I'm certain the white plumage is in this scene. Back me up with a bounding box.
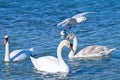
[30,40,74,73]
[67,33,116,58]
[57,12,92,28]
[4,35,33,61]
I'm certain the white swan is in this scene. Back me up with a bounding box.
[4,35,33,62]
[30,39,74,73]
[67,33,116,58]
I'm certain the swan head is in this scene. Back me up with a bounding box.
[61,40,74,52]
[4,35,9,45]
[5,35,8,38]
[66,33,75,40]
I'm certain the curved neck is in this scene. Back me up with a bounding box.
[57,43,67,68]
[68,36,77,58]
[5,42,10,61]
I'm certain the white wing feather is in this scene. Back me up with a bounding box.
[72,12,93,18]
[57,18,71,27]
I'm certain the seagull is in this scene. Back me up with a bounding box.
[57,12,93,29]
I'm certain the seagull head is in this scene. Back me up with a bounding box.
[76,16,87,23]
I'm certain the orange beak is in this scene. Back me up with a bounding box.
[4,39,7,45]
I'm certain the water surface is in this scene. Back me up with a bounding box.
[0,0,120,80]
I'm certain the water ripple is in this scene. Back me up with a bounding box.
[0,0,120,79]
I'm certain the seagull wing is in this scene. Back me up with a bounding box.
[67,18,77,24]
[57,18,71,27]
[72,12,93,19]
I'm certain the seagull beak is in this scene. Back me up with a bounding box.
[69,43,74,53]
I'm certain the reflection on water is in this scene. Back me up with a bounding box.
[69,54,112,61]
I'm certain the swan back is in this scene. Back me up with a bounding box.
[76,46,115,57]
[10,49,33,61]
[79,46,109,54]
[30,56,63,73]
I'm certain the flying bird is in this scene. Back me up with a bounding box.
[57,12,92,29]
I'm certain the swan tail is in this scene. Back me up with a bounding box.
[109,48,116,53]
[29,48,34,52]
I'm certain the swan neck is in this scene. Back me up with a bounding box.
[57,42,69,72]
[57,43,67,67]
[5,42,10,61]
[69,36,78,58]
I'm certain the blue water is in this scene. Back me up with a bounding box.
[0,0,120,79]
